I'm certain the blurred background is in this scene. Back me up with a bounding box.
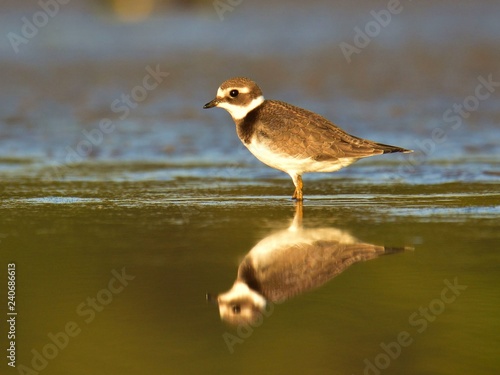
[1,0,499,181]
[0,1,499,375]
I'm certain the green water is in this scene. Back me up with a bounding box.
[1,177,498,375]
[1,1,500,373]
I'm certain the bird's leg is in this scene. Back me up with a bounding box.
[289,200,303,231]
[291,174,304,201]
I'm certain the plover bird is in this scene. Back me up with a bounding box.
[212,203,409,325]
[203,77,412,200]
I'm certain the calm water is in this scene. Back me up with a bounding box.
[1,1,499,374]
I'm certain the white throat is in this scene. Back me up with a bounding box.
[218,95,265,121]
[218,281,266,309]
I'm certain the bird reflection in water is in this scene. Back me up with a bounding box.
[211,202,410,326]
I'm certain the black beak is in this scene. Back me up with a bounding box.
[203,99,218,109]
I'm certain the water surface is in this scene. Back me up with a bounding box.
[1,1,499,374]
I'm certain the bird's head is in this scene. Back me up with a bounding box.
[214,280,266,326]
[203,77,265,121]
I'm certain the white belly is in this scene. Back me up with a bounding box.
[245,138,355,176]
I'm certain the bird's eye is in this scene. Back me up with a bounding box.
[229,89,239,98]
[232,305,241,314]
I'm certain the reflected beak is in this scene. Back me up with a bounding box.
[206,292,218,305]
[203,98,218,109]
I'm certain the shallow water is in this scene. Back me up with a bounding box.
[1,1,500,374]
[1,179,499,375]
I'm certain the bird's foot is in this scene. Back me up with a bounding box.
[292,189,304,201]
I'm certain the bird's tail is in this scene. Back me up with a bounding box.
[376,142,413,154]
[374,141,413,154]
[382,246,415,255]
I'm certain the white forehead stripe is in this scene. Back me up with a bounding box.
[217,95,265,120]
